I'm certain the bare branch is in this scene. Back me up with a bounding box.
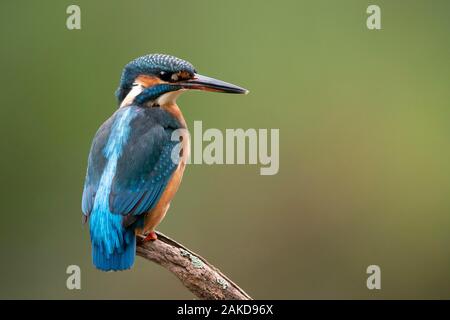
[136,232,252,300]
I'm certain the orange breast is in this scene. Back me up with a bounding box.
[139,123,190,234]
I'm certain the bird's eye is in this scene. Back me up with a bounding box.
[159,71,173,82]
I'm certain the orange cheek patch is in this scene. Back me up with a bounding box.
[135,75,165,87]
[175,71,193,81]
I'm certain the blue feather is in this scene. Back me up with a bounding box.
[92,229,135,271]
[89,107,137,271]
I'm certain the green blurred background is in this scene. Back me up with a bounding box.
[1,0,449,299]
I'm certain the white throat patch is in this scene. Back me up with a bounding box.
[120,84,144,108]
[155,89,186,107]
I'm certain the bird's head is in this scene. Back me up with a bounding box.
[116,54,248,108]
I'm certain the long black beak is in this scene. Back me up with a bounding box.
[179,74,249,94]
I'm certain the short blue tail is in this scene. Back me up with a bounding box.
[92,231,136,271]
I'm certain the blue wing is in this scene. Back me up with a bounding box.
[111,141,179,213]
[82,106,181,226]
[109,121,180,226]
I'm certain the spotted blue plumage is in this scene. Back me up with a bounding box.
[82,105,182,271]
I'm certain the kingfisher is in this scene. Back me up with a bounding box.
[81,54,248,271]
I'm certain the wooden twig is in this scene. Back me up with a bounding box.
[136,232,252,300]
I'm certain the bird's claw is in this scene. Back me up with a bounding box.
[143,231,158,242]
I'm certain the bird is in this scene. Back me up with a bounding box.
[81,54,248,271]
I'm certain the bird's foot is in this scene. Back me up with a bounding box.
[143,231,158,242]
